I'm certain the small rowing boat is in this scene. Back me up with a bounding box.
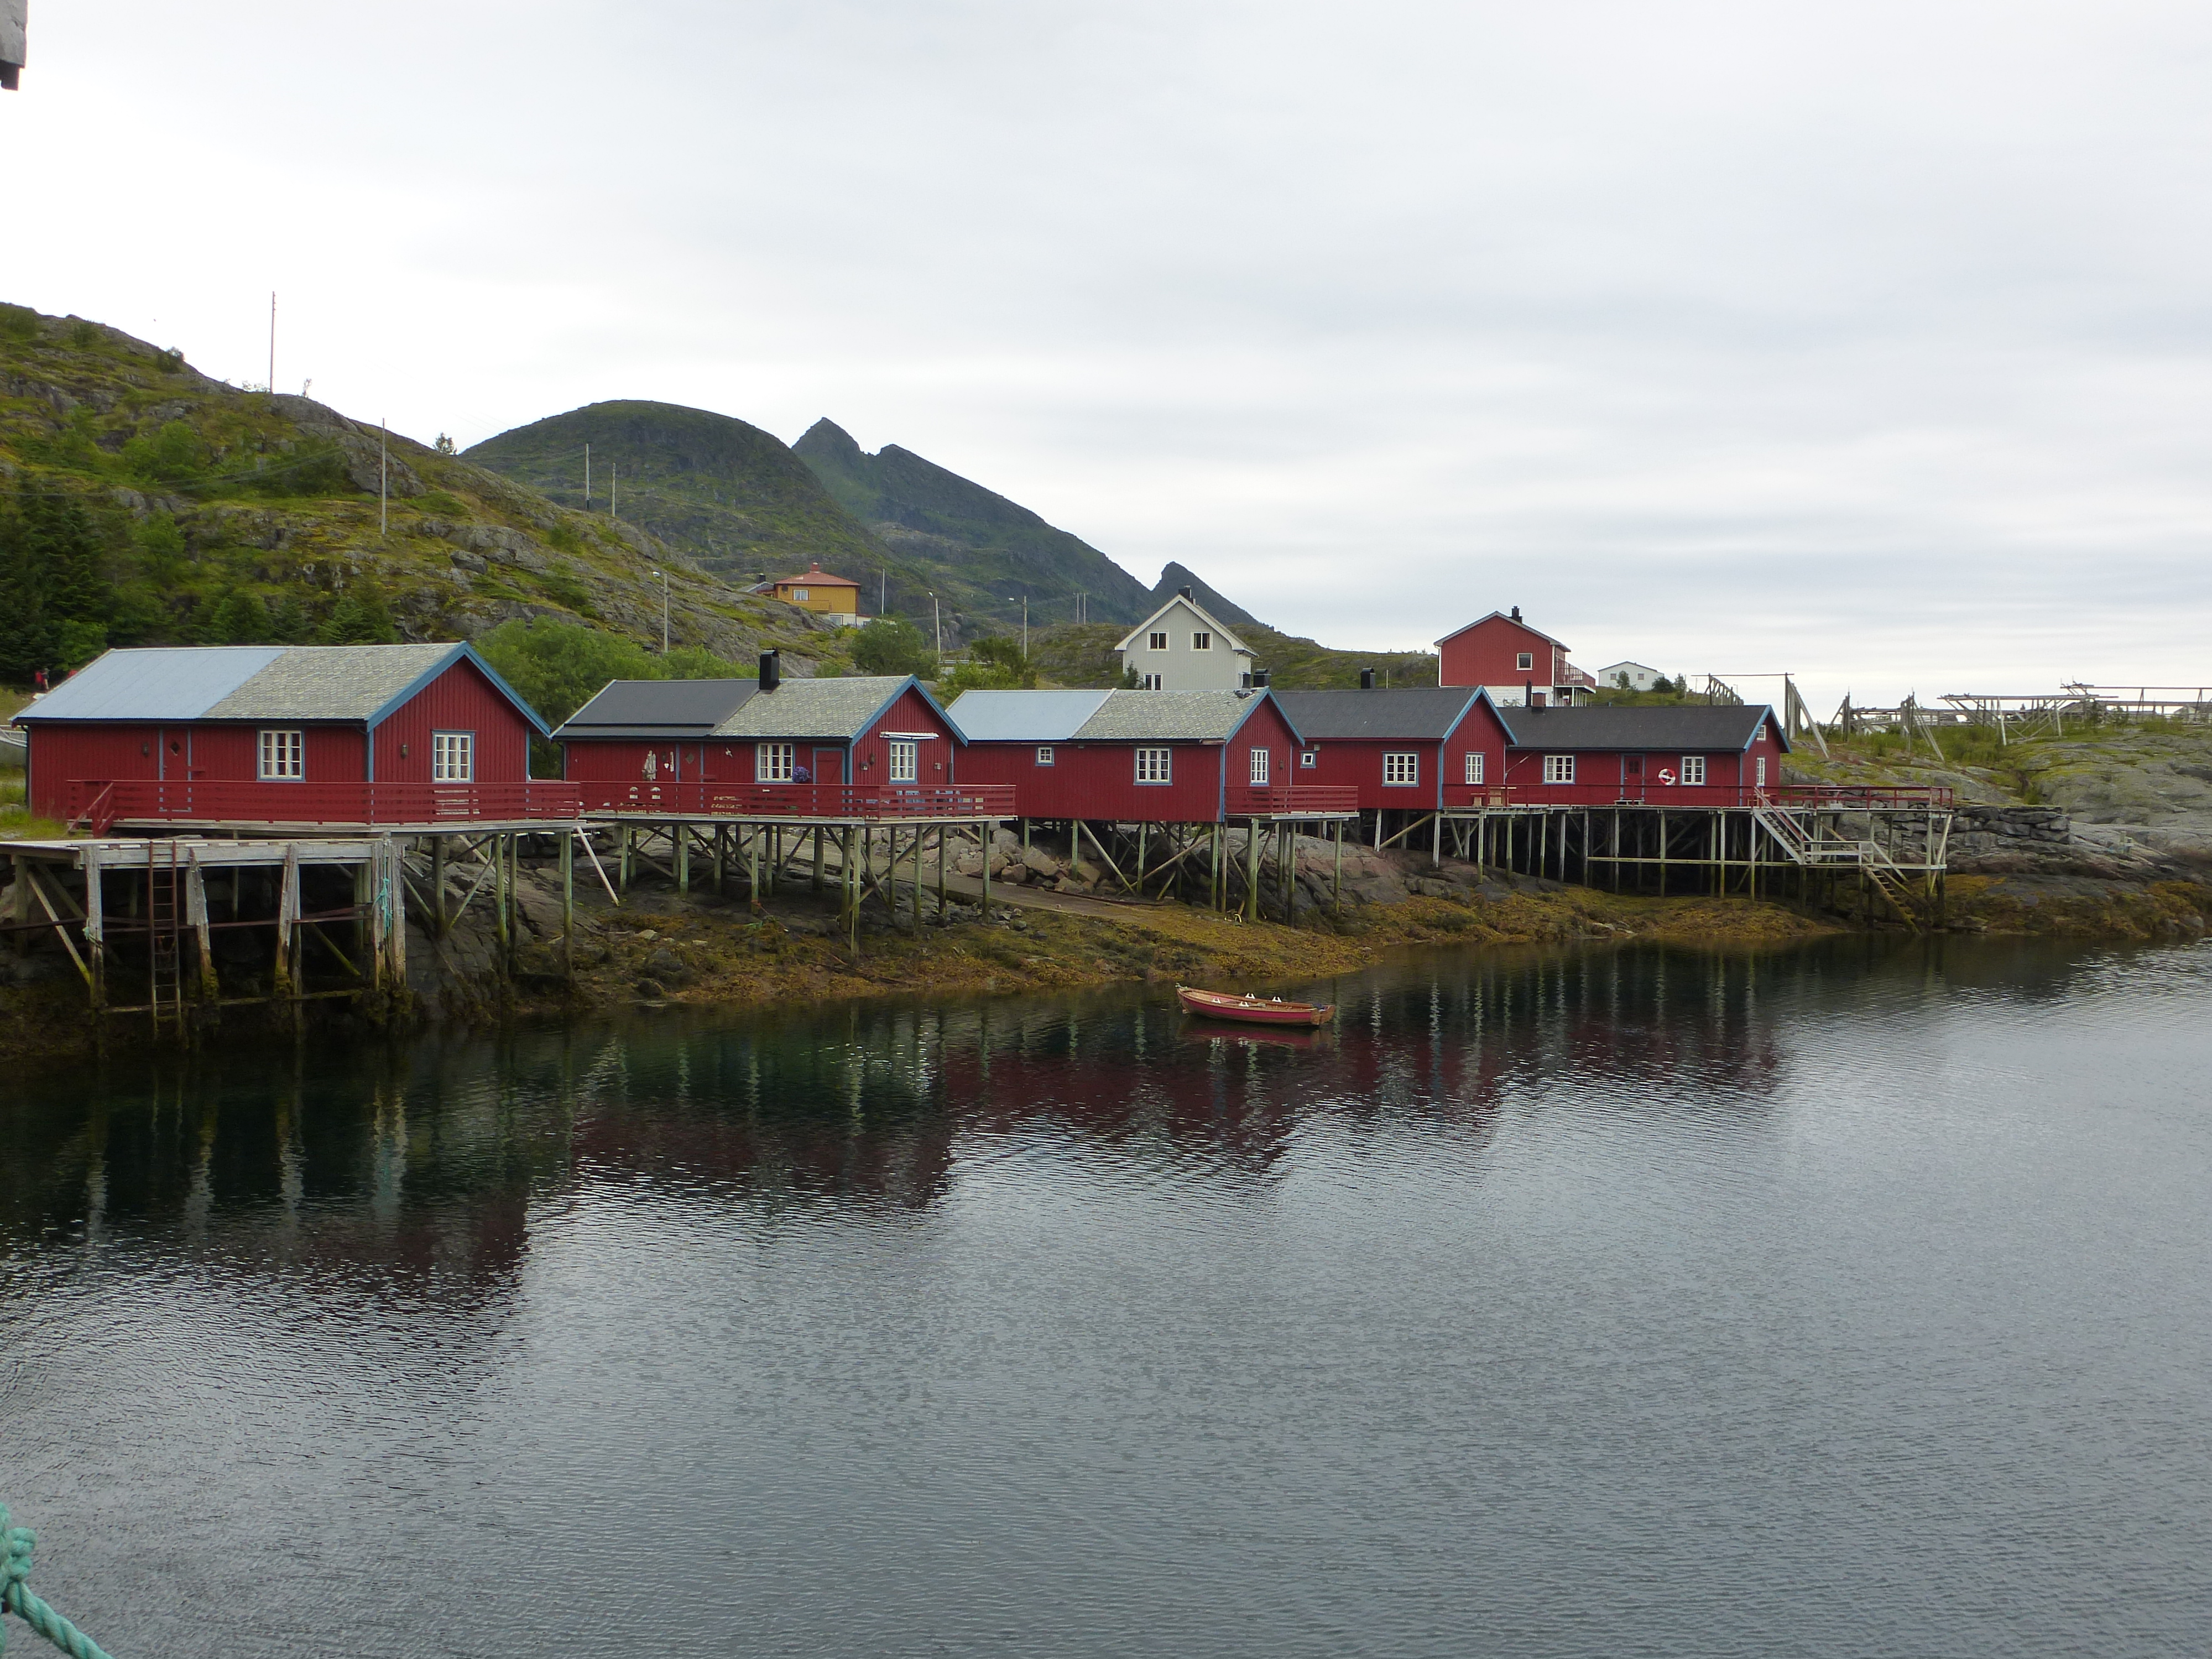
[1176,985,1335,1027]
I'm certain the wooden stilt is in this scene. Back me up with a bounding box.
[561,831,576,980]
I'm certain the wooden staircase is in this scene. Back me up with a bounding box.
[1750,801,1931,929]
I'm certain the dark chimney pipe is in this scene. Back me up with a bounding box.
[1511,604,1522,622]
[760,649,780,693]
[1524,679,1535,708]
[1251,670,1269,688]
[1178,586,1192,600]
[1359,667,1375,690]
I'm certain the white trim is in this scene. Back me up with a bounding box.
[1113,592,1253,658]
[1135,747,1171,784]
[257,727,304,781]
[1383,751,1419,786]
[431,729,474,783]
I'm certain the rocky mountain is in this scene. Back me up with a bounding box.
[792,418,1155,638]
[1145,561,1261,631]
[0,305,847,677]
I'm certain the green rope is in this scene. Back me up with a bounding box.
[0,1508,116,1659]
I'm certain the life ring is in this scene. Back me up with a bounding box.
[1656,767,1676,786]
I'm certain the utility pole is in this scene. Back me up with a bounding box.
[881,570,888,615]
[267,291,276,395]
[1009,594,1027,655]
[585,442,591,507]
[611,463,618,521]
[651,570,669,652]
[378,418,388,538]
[931,593,941,659]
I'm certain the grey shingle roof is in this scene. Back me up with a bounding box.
[205,644,462,721]
[946,690,1112,742]
[1498,703,1783,751]
[556,680,759,740]
[1274,687,1483,741]
[712,676,914,740]
[1070,690,1270,743]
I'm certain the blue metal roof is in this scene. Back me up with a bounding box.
[18,647,285,722]
[947,689,1112,743]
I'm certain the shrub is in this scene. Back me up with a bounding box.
[849,614,937,677]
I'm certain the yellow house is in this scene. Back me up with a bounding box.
[764,562,860,617]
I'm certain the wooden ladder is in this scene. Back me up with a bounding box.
[146,842,185,1035]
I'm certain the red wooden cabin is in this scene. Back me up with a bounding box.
[1272,686,1499,815]
[1434,607,1583,705]
[557,655,980,815]
[948,688,1321,821]
[1447,703,1791,808]
[15,643,559,827]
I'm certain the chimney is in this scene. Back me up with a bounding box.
[1240,671,1252,690]
[1359,667,1375,690]
[759,649,780,692]
[1178,586,1192,600]
[1511,604,1522,622]
[1251,670,1269,688]
[1524,679,1535,708]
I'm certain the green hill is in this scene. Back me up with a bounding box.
[0,304,851,685]
[1032,620,1439,691]
[793,418,1155,638]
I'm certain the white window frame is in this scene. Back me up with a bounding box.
[1464,751,1485,785]
[793,587,810,602]
[1147,632,1168,651]
[431,730,474,783]
[1135,747,1172,785]
[1681,754,1707,786]
[1249,747,1270,785]
[1516,652,1535,671]
[756,742,795,782]
[257,728,304,781]
[1036,745,1055,766]
[1755,755,1767,788]
[1382,751,1419,786]
[1300,750,1317,769]
[1543,753,1575,784]
[887,738,918,784]
[1139,673,1164,691]
[1193,632,1212,651]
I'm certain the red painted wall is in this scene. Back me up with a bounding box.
[848,685,959,789]
[1485,711,1787,805]
[371,657,533,784]
[25,722,366,818]
[1291,735,1443,810]
[560,683,959,791]
[1437,615,1569,690]
[961,696,1298,821]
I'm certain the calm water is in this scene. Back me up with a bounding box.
[2,937,2209,1658]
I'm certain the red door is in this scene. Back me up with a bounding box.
[1621,754,1645,801]
[811,747,845,786]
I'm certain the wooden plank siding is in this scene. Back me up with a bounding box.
[961,696,1302,822]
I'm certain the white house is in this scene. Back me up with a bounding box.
[1116,589,1256,691]
[1595,661,1667,693]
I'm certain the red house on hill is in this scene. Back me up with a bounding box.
[948,688,1316,821]
[15,643,557,827]
[1435,608,1585,706]
[556,655,971,813]
[1271,686,1498,815]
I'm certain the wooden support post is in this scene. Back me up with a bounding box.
[1136,822,1147,896]
[187,853,218,1014]
[273,843,298,1013]
[749,828,761,907]
[844,826,860,944]
[561,831,576,981]
[935,826,947,922]
[979,823,992,914]
[1432,810,1443,868]
[9,852,27,957]
[382,837,407,988]
[82,843,107,1013]
[813,825,826,895]
[493,831,511,963]
[1245,823,1260,923]
[619,825,632,891]
[1334,818,1343,917]
[431,834,449,938]
[676,823,691,896]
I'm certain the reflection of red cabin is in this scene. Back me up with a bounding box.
[1434,608,1578,704]
[15,643,548,822]
[1466,703,1790,807]
[557,665,959,795]
[1272,687,1496,811]
[949,689,1304,821]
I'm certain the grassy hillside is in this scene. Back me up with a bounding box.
[462,400,902,592]
[794,418,1155,638]
[0,305,853,684]
[1032,620,1439,690]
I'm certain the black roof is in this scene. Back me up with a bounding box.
[1497,703,1785,752]
[555,679,758,740]
[1273,687,1484,741]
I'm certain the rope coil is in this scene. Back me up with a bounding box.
[0,1507,117,1659]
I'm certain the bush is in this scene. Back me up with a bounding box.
[849,614,937,678]
[937,635,1039,695]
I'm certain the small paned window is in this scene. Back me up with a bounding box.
[1756,755,1767,788]
[1543,754,1575,784]
[1383,752,1419,786]
[431,731,474,782]
[1140,673,1164,691]
[1135,747,1171,784]
[1036,745,1055,766]
[888,739,918,783]
[1147,632,1168,651]
[1300,751,1317,768]
[1249,748,1270,785]
[1464,751,1485,784]
[1193,632,1212,651]
[757,742,795,782]
[794,588,810,602]
[1516,652,1534,671]
[258,729,304,781]
[1681,755,1707,786]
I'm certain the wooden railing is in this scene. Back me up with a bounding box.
[1224,784,1361,816]
[69,779,586,826]
[1437,782,1955,810]
[574,781,1018,819]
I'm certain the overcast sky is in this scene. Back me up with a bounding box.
[6,2,2211,705]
